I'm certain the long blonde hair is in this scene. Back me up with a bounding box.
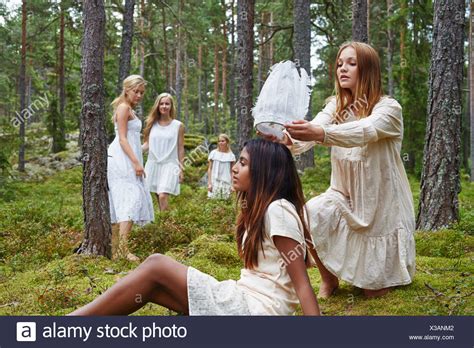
[111,75,146,116]
[143,93,176,142]
[334,42,382,121]
[217,133,231,153]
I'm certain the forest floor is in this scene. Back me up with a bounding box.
[0,133,473,316]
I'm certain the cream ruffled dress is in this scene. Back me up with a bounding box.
[290,96,416,290]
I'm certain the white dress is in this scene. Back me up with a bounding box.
[207,149,236,199]
[187,199,309,315]
[290,96,416,290]
[145,119,182,195]
[107,117,154,226]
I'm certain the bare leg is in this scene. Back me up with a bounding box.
[312,250,339,298]
[117,221,139,262]
[363,287,392,298]
[158,193,169,211]
[70,254,189,315]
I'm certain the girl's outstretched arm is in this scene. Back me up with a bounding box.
[273,236,320,316]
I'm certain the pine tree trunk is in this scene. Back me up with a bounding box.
[417,0,465,231]
[18,0,27,172]
[236,0,254,150]
[184,46,189,129]
[175,0,183,120]
[352,0,368,43]
[137,0,145,117]
[214,44,219,133]
[56,2,66,153]
[78,0,111,257]
[386,0,394,96]
[229,0,236,123]
[470,0,474,182]
[117,0,135,93]
[293,0,314,170]
[198,44,202,124]
[222,9,228,128]
[162,4,169,91]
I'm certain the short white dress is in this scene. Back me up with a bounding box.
[187,199,309,315]
[207,149,236,199]
[107,116,154,226]
[290,96,416,290]
[145,119,182,195]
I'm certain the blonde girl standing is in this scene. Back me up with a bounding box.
[143,93,185,211]
[107,75,154,262]
[207,134,236,199]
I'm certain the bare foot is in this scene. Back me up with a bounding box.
[126,253,140,262]
[318,279,339,299]
[363,287,391,298]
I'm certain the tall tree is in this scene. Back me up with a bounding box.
[417,0,465,230]
[352,0,368,43]
[18,0,27,172]
[386,0,394,96]
[293,0,313,170]
[470,0,474,182]
[78,0,111,257]
[236,0,254,149]
[52,1,66,153]
[117,0,135,93]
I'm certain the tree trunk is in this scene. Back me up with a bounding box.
[386,0,394,96]
[137,0,145,117]
[214,43,219,133]
[258,12,273,91]
[162,4,169,91]
[184,45,189,129]
[236,0,255,150]
[18,0,27,172]
[222,7,228,128]
[416,0,465,231]
[198,44,202,124]
[470,0,474,181]
[175,0,183,120]
[229,0,236,134]
[293,0,314,170]
[117,0,135,93]
[54,1,66,153]
[352,0,368,43]
[78,0,111,257]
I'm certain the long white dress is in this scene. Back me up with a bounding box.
[207,149,236,199]
[145,119,182,195]
[290,96,416,290]
[107,117,154,226]
[187,199,308,315]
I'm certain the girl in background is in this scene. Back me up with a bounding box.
[107,75,154,262]
[143,93,185,211]
[207,133,236,199]
[71,139,320,316]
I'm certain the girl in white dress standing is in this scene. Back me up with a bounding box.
[283,42,416,298]
[143,93,185,211]
[108,75,154,262]
[207,133,236,199]
[71,139,320,316]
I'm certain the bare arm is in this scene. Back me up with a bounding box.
[178,124,185,183]
[142,141,149,152]
[273,236,320,316]
[116,105,144,177]
[207,160,213,192]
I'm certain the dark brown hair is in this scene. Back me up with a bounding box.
[235,139,312,269]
